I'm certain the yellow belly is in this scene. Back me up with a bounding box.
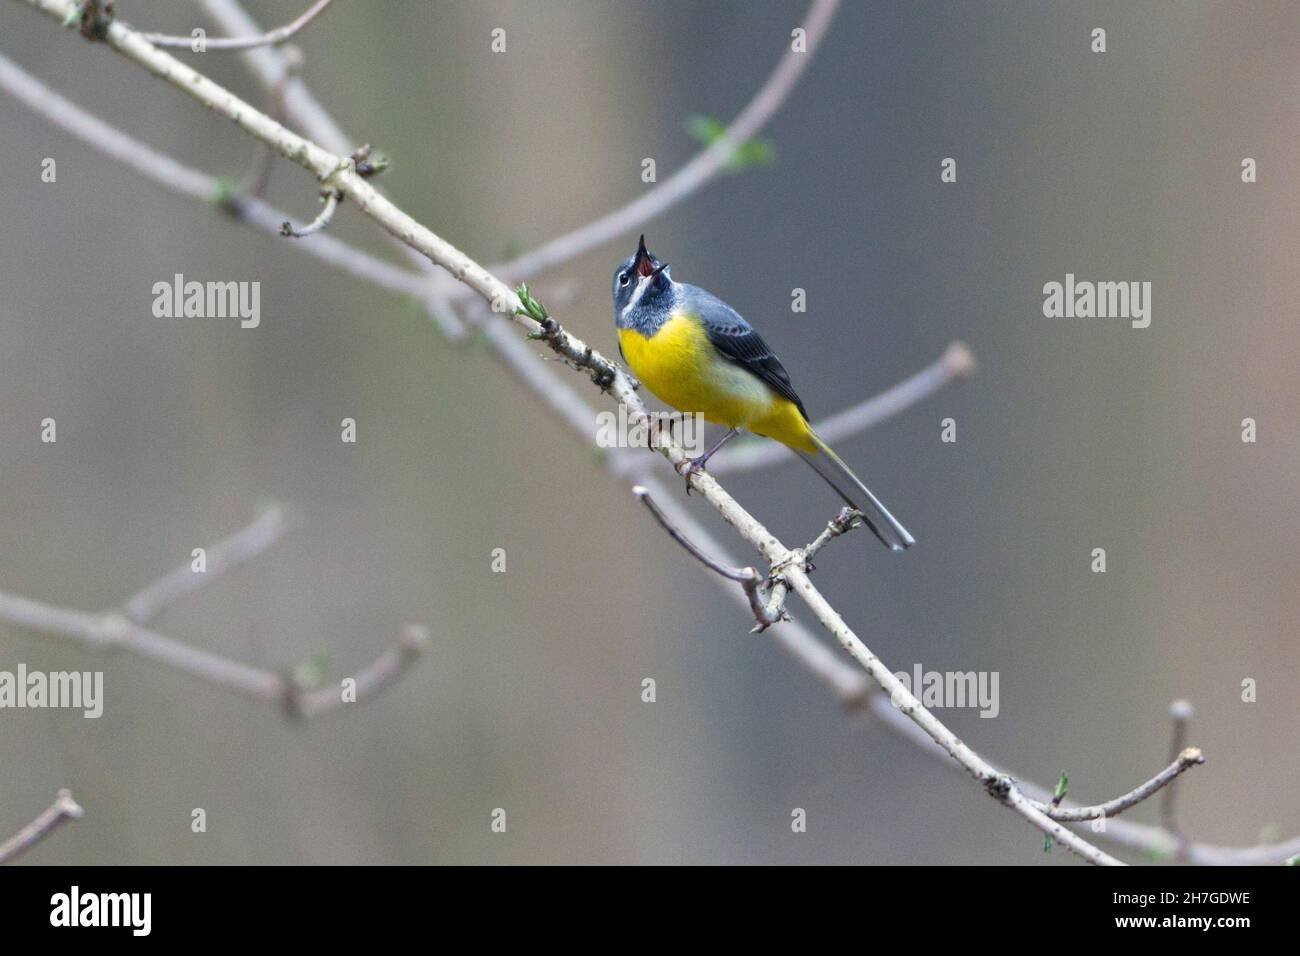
[618,314,815,452]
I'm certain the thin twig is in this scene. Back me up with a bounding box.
[633,485,783,631]
[281,190,339,237]
[0,789,84,864]
[633,486,757,584]
[123,504,287,624]
[192,0,466,339]
[483,0,843,288]
[144,0,331,50]
[0,52,432,300]
[710,342,976,474]
[293,625,430,717]
[802,506,862,568]
[1033,749,1206,823]
[0,510,428,715]
[634,471,868,693]
[1162,700,1193,834]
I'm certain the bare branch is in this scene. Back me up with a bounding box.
[293,625,430,717]
[0,789,83,864]
[0,590,427,715]
[1162,699,1193,836]
[123,505,287,624]
[193,0,465,339]
[144,0,332,51]
[0,52,432,301]
[633,472,867,696]
[802,507,862,568]
[485,0,843,287]
[0,48,210,195]
[468,301,609,436]
[865,690,1300,865]
[710,342,976,474]
[0,510,427,716]
[633,485,784,631]
[778,556,1123,864]
[634,485,756,584]
[1032,748,1206,823]
[998,785,1122,866]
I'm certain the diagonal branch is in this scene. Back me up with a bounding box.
[0,789,84,864]
[123,505,286,624]
[193,0,465,339]
[143,0,332,51]
[860,687,1296,865]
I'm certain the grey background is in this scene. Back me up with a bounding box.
[0,0,1296,863]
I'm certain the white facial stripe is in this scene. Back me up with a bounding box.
[621,274,653,321]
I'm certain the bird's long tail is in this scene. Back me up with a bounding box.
[795,432,915,551]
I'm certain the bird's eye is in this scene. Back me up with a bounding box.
[618,271,630,286]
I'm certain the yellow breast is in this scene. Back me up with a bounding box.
[618,312,814,451]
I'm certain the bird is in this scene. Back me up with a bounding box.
[612,235,914,551]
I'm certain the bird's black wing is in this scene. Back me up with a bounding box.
[695,291,808,420]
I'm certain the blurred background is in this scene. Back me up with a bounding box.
[1,0,1296,864]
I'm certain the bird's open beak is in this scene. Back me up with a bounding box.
[634,234,657,278]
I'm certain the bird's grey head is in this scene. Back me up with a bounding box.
[613,235,673,327]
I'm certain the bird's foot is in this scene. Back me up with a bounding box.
[673,427,739,495]
[676,455,709,495]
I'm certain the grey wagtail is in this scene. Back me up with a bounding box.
[612,235,914,551]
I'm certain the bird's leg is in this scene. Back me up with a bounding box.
[648,416,669,453]
[677,427,739,494]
